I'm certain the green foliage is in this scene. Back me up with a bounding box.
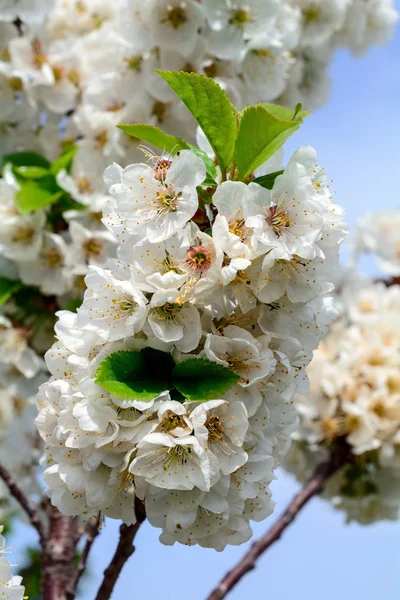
[157,70,237,177]
[65,298,82,313]
[187,144,218,180]
[95,349,175,402]
[251,102,309,123]
[235,105,300,179]
[118,123,190,154]
[13,166,50,180]
[2,147,81,215]
[118,123,217,181]
[0,277,22,306]
[252,170,284,190]
[15,184,64,214]
[172,358,240,402]
[2,151,51,169]
[50,146,77,175]
[95,350,239,403]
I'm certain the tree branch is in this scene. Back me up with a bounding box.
[95,499,146,600]
[41,506,81,600]
[206,441,351,600]
[66,513,102,600]
[0,462,45,543]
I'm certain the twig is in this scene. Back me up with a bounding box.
[41,506,80,600]
[66,513,102,599]
[206,441,351,600]
[95,499,146,600]
[0,462,45,543]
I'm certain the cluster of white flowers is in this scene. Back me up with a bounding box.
[0,312,46,523]
[353,210,400,277]
[0,526,25,600]
[0,0,397,166]
[0,175,116,299]
[36,143,347,549]
[288,276,400,523]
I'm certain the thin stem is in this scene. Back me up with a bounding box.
[66,514,101,600]
[95,499,146,600]
[0,462,45,543]
[206,441,350,600]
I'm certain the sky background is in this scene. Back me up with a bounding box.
[10,8,400,600]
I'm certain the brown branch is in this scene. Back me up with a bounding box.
[0,462,46,543]
[66,513,102,600]
[41,506,81,600]
[95,499,146,600]
[206,441,351,600]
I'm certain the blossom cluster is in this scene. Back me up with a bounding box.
[36,142,347,549]
[288,275,400,523]
[0,0,397,168]
[0,526,25,600]
[353,210,400,277]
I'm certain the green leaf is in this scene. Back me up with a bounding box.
[157,70,237,176]
[235,106,300,180]
[15,184,64,213]
[187,144,217,180]
[118,123,190,154]
[13,166,50,180]
[0,277,22,306]
[201,177,218,187]
[250,102,310,123]
[65,298,82,313]
[252,170,284,190]
[2,151,51,169]
[51,146,77,175]
[118,123,218,180]
[172,358,240,402]
[95,349,175,403]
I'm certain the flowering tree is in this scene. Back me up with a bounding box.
[206,216,400,599]
[0,1,398,598]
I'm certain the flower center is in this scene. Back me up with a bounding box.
[303,7,320,22]
[228,218,251,242]
[95,130,108,149]
[52,65,65,83]
[161,250,183,275]
[42,248,63,268]
[163,5,188,29]
[155,189,179,213]
[231,8,251,27]
[156,412,189,434]
[12,226,35,245]
[266,205,291,237]
[125,55,143,72]
[163,445,191,470]
[83,238,102,257]
[77,177,93,194]
[32,39,47,69]
[206,415,225,444]
[0,49,10,62]
[107,100,126,112]
[152,101,168,124]
[112,297,137,315]
[152,301,182,322]
[9,76,23,91]
[185,244,214,274]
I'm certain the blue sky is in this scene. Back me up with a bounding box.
[11,11,400,600]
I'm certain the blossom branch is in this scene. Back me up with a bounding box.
[95,500,146,600]
[0,462,45,543]
[66,513,102,600]
[206,441,351,600]
[41,506,81,600]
